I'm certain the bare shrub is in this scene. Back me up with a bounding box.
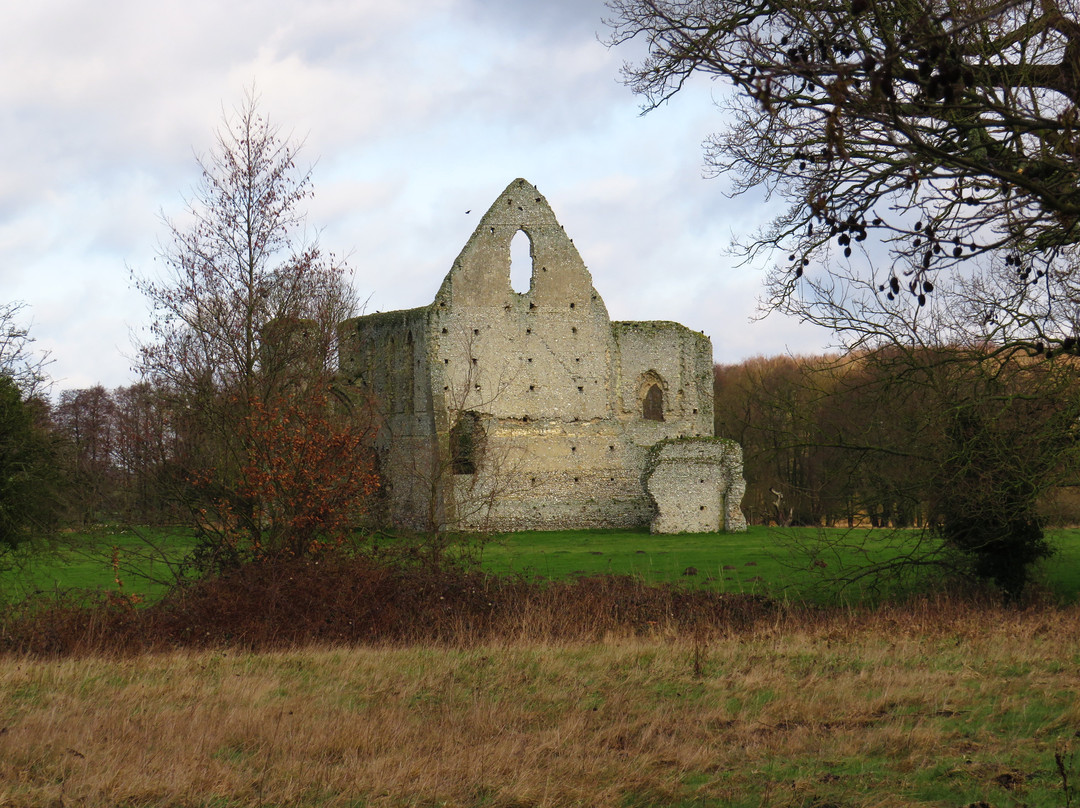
[0,554,777,655]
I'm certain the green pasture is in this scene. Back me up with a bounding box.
[0,527,198,603]
[3,525,1079,604]
[477,526,1080,603]
[475,527,800,595]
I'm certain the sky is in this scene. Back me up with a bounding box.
[2,0,834,393]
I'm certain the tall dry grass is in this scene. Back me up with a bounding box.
[2,592,1079,807]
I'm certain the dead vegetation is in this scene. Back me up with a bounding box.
[0,553,777,655]
[1,557,1078,806]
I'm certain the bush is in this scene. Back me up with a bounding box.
[0,552,776,655]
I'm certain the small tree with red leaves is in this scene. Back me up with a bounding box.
[134,91,377,565]
[210,388,379,562]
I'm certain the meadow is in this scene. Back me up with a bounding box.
[2,527,1079,807]
[480,526,1080,603]
[5,525,1080,605]
[1,597,1079,807]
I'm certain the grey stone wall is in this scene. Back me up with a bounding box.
[643,439,748,533]
[339,307,441,530]
[337,178,746,533]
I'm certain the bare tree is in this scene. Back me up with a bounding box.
[0,302,49,397]
[606,0,1080,351]
[133,92,374,563]
[111,382,183,524]
[715,353,930,528]
[53,386,120,524]
[608,0,1080,597]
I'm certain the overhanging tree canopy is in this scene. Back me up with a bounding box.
[607,0,1080,350]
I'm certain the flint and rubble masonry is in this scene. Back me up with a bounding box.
[338,178,746,533]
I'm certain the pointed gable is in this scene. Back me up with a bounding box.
[434,178,608,314]
[336,177,743,534]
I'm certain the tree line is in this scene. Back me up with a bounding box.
[717,349,1080,529]
[607,0,1080,358]
[716,347,1080,595]
[37,383,183,527]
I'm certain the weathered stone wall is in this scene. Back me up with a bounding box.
[338,307,441,530]
[337,178,747,533]
[428,179,615,425]
[449,416,655,531]
[612,320,714,436]
[644,439,748,533]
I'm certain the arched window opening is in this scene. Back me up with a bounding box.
[510,229,533,294]
[450,411,483,475]
[643,384,664,421]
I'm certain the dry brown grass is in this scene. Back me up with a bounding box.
[2,596,1079,807]
[0,555,777,655]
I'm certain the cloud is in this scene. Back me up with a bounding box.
[0,0,829,392]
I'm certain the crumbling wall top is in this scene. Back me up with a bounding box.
[434,178,608,314]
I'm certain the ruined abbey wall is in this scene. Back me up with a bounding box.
[338,179,745,533]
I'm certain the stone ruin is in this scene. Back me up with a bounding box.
[337,178,747,533]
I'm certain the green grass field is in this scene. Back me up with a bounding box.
[0,527,198,603]
[475,525,1080,603]
[4,524,1079,604]
[475,526,808,596]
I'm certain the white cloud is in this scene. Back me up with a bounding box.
[0,0,829,392]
